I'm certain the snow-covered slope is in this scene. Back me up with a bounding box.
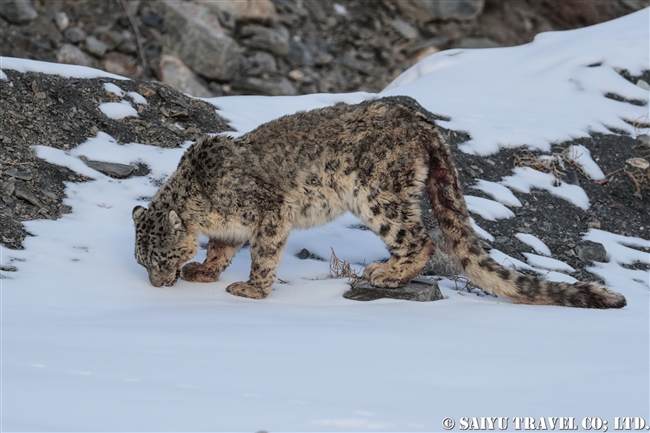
[1,9,649,432]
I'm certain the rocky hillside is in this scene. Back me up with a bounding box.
[2,0,648,97]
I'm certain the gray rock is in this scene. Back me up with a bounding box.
[296,248,311,260]
[422,228,459,277]
[563,169,579,185]
[575,240,607,263]
[14,182,45,209]
[637,134,650,148]
[157,54,213,98]
[286,40,314,67]
[4,168,32,181]
[245,51,277,76]
[41,189,58,200]
[103,52,144,79]
[234,76,297,96]
[405,37,450,55]
[196,0,278,24]
[0,180,16,197]
[84,36,108,57]
[64,26,87,44]
[390,18,419,40]
[239,24,290,56]
[97,30,126,51]
[304,0,326,23]
[54,11,69,31]
[338,57,371,75]
[162,0,242,81]
[117,39,138,55]
[57,43,95,67]
[343,278,444,302]
[84,160,136,179]
[636,79,650,91]
[0,0,37,24]
[456,37,502,49]
[390,0,484,22]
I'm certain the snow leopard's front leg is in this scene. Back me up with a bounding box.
[226,213,290,299]
[181,238,243,283]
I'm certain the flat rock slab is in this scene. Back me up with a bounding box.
[343,278,444,302]
[85,160,136,179]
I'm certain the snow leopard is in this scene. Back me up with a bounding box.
[132,97,626,308]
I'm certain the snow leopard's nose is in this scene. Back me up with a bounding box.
[148,272,165,287]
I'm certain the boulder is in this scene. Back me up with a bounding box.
[196,0,278,25]
[103,52,144,79]
[233,76,297,96]
[0,0,37,24]
[56,43,95,68]
[239,23,290,56]
[157,54,213,98]
[390,0,484,22]
[575,241,607,263]
[161,1,241,81]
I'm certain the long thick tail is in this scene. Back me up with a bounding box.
[424,129,626,309]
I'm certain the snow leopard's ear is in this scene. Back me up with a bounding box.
[168,210,183,232]
[132,206,146,222]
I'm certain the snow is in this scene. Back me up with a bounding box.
[102,82,147,105]
[98,100,138,119]
[522,252,576,272]
[127,90,147,105]
[382,8,649,155]
[515,233,552,256]
[465,195,515,220]
[567,144,606,180]
[0,55,127,80]
[582,229,650,292]
[501,166,591,210]
[471,179,522,207]
[470,217,494,242]
[1,9,649,431]
[489,249,578,284]
[103,82,124,98]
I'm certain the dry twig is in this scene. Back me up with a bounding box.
[329,248,363,287]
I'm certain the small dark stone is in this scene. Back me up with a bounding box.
[343,278,444,302]
[296,248,311,260]
[575,240,607,263]
[84,36,108,57]
[637,134,650,148]
[141,13,164,30]
[0,180,16,196]
[286,41,315,67]
[64,26,87,44]
[563,169,579,185]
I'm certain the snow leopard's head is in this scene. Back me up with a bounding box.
[132,205,197,287]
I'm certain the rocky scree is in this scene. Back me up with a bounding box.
[0,69,231,251]
[1,0,647,98]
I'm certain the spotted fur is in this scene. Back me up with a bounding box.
[133,97,626,308]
